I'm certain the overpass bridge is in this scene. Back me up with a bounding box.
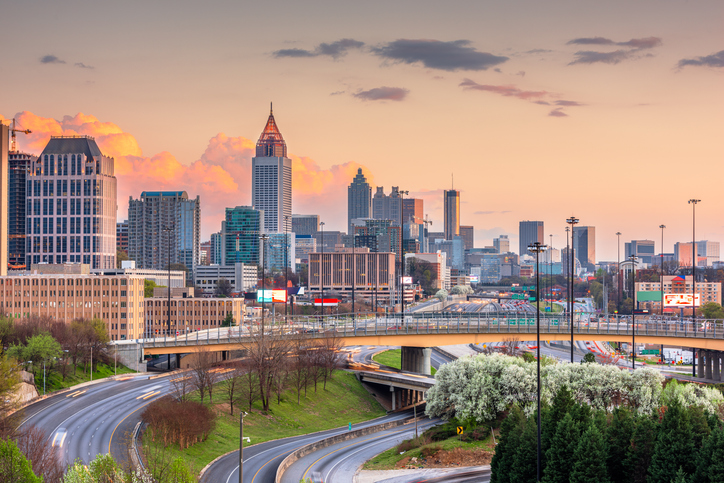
[139,312,724,376]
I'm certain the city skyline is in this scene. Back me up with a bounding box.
[1,0,723,260]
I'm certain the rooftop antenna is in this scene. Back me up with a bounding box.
[270,102,273,114]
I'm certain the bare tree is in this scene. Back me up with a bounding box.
[501,336,522,357]
[223,362,245,416]
[170,373,193,402]
[190,348,219,404]
[289,335,311,404]
[15,425,64,483]
[238,358,260,411]
[319,335,343,390]
[247,327,292,411]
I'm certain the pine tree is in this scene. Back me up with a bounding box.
[623,415,658,483]
[541,413,578,483]
[671,466,688,483]
[691,426,724,483]
[606,406,635,483]
[648,402,696,483]
[569,424,611,483]
[542,385,573,463]
[510,414,538,483]
[491,405,525,483]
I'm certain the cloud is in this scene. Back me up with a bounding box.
[555,100,584,106]
[353,86,409,101]
[569,50,631,65]
[566,36,662,65]
[372,39,508,71]
[74,62,94,69]
[525,49,554,54]
[40,55,65,64]
[548,108,568,117]
[459,79,548,100]
[9,111,373,236]
[273,38,364,59]
[677,50,724,69]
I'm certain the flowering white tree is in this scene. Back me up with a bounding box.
[425,354,721,423]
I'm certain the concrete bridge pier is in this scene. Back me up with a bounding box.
[390,386,396,411]
[698,351,704,378]
[400,347,432,375]
[705,350,713,380]
[112,342,147,372]
[713,352,721,381]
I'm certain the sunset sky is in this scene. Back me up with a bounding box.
[1,0,722,261]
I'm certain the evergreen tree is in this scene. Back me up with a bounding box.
[491,405,525,483]
[606,407,635,483]
[688,405,712,450]
[569,402,592,428]
[623,415,658,483]
[569,424,611,483]
[648,402,696,483]
[541,413,578,483]
[0,439,42,483]
[542,385,573,456]
[511,414,538,483]
[671,466,688,483]
[691,426,724,483]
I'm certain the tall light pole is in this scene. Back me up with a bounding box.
[319,221,325,317]
[238,411,248,483]
[259,234,269,333]
[659,225,666,316]
[630,255,638,369]
[163,224,173,370]
[352,234,356,323]
[528,242,547,483]
[284,215,290,325]
[549,234,553,312]
[616,232,622,308]
[566,216,579,363]
[689,199,700,377]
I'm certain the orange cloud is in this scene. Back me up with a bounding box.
[5,111,371,237]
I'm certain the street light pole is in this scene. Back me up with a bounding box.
[284,215,290,325]
[319,221,325,318]
[260,234,269,334]
[163,224,173,370]
[659,225,666,317]
[566,216,579,363]
[528,242,547,483]
[399,190,409,323]
[630,257,636,367]
[352,234,356,324]
[689,199,700,377]
[616,232,622,308]
[238,411,248,483]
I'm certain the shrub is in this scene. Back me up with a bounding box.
[141,396,215,449]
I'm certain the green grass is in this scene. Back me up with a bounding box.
[372,349,438,376]
[534,302,564,313]
[363,430,495,470]
[143,371,386,477]
[40,362,136,394]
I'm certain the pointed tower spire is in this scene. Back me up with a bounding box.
[256,104,287,157]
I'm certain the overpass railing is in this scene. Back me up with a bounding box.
[142,311,724,349]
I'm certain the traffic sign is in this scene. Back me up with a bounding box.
[457,426,464,435]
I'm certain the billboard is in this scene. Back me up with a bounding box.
[257,290,287,303]
[470,275,480,283]
[401,276,413,284]
[314,298,339,307]
[664,293,701,307]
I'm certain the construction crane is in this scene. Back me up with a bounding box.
[9,118,31,152]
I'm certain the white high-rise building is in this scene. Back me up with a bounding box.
[252,105,292,234]
[26,136,117,269]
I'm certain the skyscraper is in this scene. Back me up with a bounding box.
[26,136,117,269]
[625,240,655,266]
[459,225,474,250]
[221,206,263,266]
[402,198,423,225]
[347,168,372,235]
[372,186,402,225]
[493,235,510,254]
[443,190,460,240]
[291,214,318,237]
[127,191,200,271]
[573,226,596,272]
[519,221,543,257]
[252,105,292,233]
[8,151,35,269]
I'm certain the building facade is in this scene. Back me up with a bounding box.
[493,235,510,254]
[573,226,596,272]
[252,106,292,233]
[459,225,474,250]
[193,263,258,294]
[26,136,117,269]
[116,220,128,253]
[519,221,543,257]
[308,248,396,303]
[144,294,244,337]
[402,198,424,225]
[372,186,402,226]
[127,191,200,272]
[674,241,720,267]
[265,232,295,273]
[636,275,721,311]
[443,190,460,240]
[8,152,35,269]
[625,240,655,266]
[292,214,319,237]
[221,206,263,266]
[347,168,372,235]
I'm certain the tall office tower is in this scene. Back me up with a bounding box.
[347,168,372,235]
[0,125,8,276]
[353,219,402,261]
[26,136,117,269]
[675,241,720,267]
[573,226,596,272]
[8,151,35,269]
[116,220,128,253]
[266,232,295,272]
[493,235,510,254]
[402,198,423,225]
[518,221,544,256]
[200,240,211,265]
[221,206,263,266]
[291,214,318,237]
[210,232,223,265]
[252,105,292,233]
[128,191,200,271]
[372,186,402,225]
[443,190,460,240]
[625,240,655,266]
[459,225,474,250]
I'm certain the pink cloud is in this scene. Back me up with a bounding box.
[6,111,372,237]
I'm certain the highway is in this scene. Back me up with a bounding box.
[18,373,172,468]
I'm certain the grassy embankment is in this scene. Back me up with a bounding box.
[143,371,386,477]
[42,362,136,393]
[372,349,438,376]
